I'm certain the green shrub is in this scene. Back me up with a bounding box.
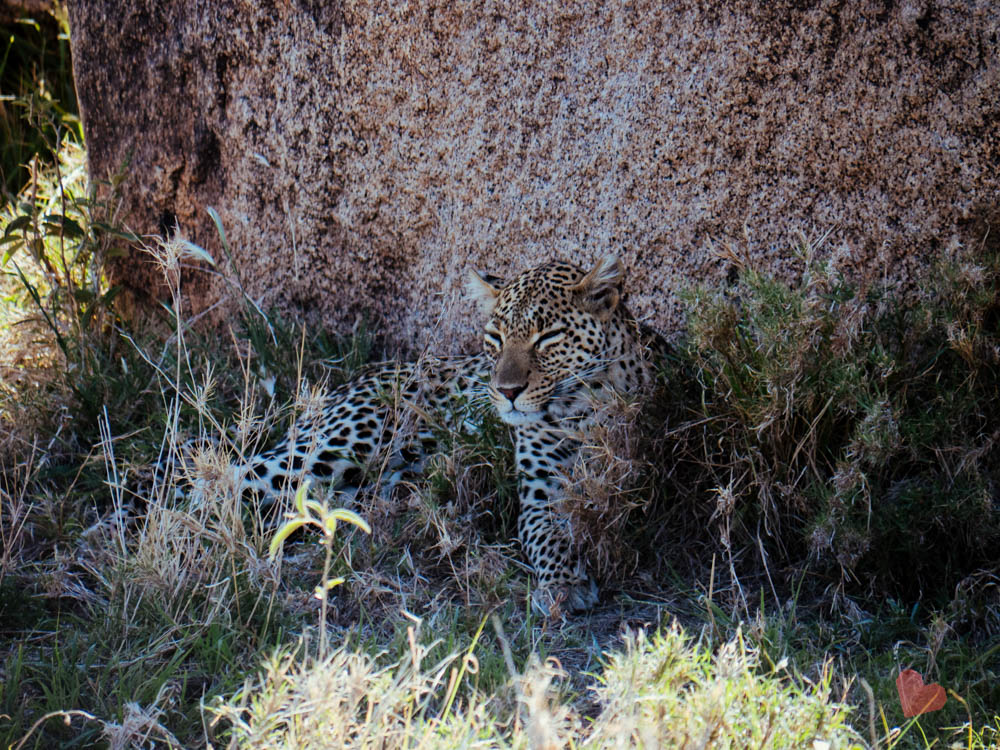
[0,9,77,196]
[678,240,1000,613]
[212,621,861,749]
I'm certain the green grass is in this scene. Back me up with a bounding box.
[3,12,1000,748]
[210,621,863,749]
[6,206,998,748]
[676,240,1000,609]
[1,9,77,197]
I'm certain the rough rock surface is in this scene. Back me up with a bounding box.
[68,0,999,351]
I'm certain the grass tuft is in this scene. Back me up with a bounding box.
[3,25,1000,745]
[672,238,1000,612]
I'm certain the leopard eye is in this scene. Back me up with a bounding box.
[533,328,566,351]
[483,328,503,352]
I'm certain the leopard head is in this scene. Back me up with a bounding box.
[467,256,624,425]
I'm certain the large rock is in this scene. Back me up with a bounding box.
[68,0,999,350]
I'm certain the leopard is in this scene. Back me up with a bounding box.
[235,255,663,614]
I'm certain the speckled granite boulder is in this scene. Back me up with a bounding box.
[68,0,1000,348]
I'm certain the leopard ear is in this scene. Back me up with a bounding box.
[466,269,503,316]
[571,255,623,320]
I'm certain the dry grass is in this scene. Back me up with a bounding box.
[210,620,862,750]
[559,391,652,584]
[0,451,36,590]
[671,236,1000,611]
[5,19,1000,747]
[211,631,489,749]
[3,150,999,747]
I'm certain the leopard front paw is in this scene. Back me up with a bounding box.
[531,573,599,617]
[565,575,599,612]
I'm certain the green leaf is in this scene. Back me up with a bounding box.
[268,519,308,560]
[93,222,140,243]
[303,499,325,517]
[206,206,231,258]
[101,285,123,305]
[42,214,84,239]
[3,215,32,239]
[81,302,96,331]
[294,480,313,515]
[313,579,345,599]
[2,239,24,266]
[328,508,372,534]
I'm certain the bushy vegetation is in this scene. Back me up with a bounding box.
[2,9,999,750]
[214,622,861,749]
[677,241,1000,619]
[1,8,77,196]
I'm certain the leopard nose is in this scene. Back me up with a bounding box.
[498,385,526,404]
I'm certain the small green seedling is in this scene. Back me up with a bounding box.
[268,480,371,653]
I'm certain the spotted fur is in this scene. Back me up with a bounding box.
[240,356,490,498]
[239,256,662,614]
